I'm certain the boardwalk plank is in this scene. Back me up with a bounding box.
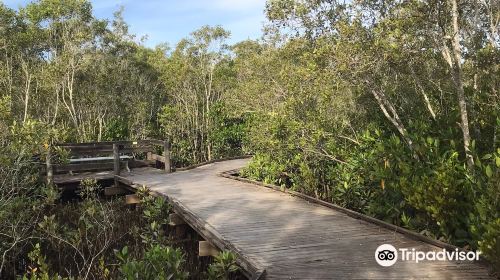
[119,159,492,280]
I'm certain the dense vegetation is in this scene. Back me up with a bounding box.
[0,0,498,277]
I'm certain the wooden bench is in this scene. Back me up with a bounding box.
[45,140,171,185]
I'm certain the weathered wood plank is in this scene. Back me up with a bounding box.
[149,153,166,163]
[52,171,114,184]
[53,161,128,173]
[125,194,140,205]
[113,144,120,187]
[63,146,154,156]
[112,160,492,280]
[164,140,171,173]
[56,140,134,147]
[104,186,130,196]
[199,241,220,257]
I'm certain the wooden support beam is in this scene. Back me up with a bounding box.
[164,140,171,173]
[104,186,129,196]
[149,153,166,162]
[168,213,186,226]
[172,224,187,238]
[125,194,140,205]
[113,144,120,187]
[113,144,120,175]
[199,241,220,257]
[46,147,53,185]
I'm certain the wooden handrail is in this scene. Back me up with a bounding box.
[113,144,120,176]
[55,139,167,147]
[56,140,133,147]
[45,139,172,185]
[52,139,169,157]
[113,144,120,187]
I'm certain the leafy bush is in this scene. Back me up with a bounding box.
[208,102,247,159]
[0,120,63,277]
[36,181,141,278]
[470,149,500,268]
[21,243,70,280]
[243,125,500,268]
[102,118,130,141]
[136,187,171,245]
[207,251,239,280]
[115,245,188,280]
[112,189,189,280]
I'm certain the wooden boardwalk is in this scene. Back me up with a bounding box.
[115,158,492,279]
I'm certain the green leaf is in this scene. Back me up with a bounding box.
[496,156,500,168]
[485,165,493,178]
[482,154,492,160]
[122,246,128,256]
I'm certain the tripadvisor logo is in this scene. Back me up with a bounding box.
[375,244,481,267]
[375,244,398,266]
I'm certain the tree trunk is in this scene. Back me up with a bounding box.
[411,67,436,120]
[21,59,32,123]
[370,87,417,156]
[22,74,31,123]
[450,0,474,168]
[206,67,213,161]
[481,0,499,48]
[52,87,60,125]
[98,116,103,142]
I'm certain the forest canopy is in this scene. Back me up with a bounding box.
[0,0,499,277]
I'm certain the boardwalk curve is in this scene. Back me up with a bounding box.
[117,158,492,280]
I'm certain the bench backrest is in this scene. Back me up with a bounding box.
[45,139,171,184]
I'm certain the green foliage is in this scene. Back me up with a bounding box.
[35,194,139,278]
[156,25,241,165]
[113,187,192,280]
[78,178,99,199]
[137,186,171,245]
[206,251,239,280]
[115,245,188,280]
[365,132,477,243]
[102,118,129,141]
[238,0,499,271]
[21,243,71,280]
[1,0,499,275]
[208,102,247,158]
[0,95,11,123]
[0,119,64,277]
[470,149,500,268]
[243,125,500,264]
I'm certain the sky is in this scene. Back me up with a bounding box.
[2,0,268,48]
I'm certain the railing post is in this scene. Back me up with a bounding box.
[113,143,120,186]
[164,140,171,173]
[46,146,53,185]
